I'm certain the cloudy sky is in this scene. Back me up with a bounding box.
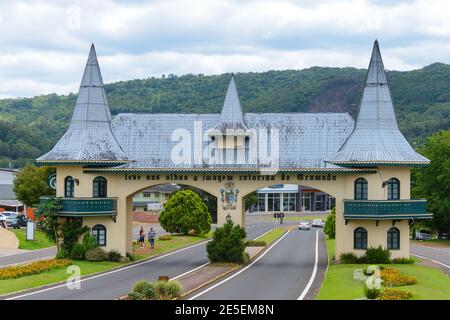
[2,0,450,98]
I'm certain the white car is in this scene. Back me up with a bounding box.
[415,229,432,241]
[312,219,325,228]
[298,221,311,230]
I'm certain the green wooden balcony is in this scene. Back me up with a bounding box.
[40,197,117,218]
[344,199,431,220]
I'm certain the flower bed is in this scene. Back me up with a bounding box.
[379,288,413,300]
[381,267,417,286]
[0,259,72,280]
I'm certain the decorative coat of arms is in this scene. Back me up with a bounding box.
[220,182,239,210]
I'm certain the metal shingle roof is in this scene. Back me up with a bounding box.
[326,41,429,165]
[37,44,128,163]
[111,112,354,169]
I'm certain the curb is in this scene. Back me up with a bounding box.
[177,264,240,299]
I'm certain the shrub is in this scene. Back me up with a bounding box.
[364,246,391,264]
[378,288,412,300]
[70,243,86,260]
[133,280,158,299]
[108,250,122,262]
[324,207,336,239]
[126,252,136,262]
[155,280,182,299]
[159,190,212,235]
[82,233,98,251]
[159,235,172,241]
[340,252,361,264]
[127,292,144,300]
[381,268,417,286]
[242,252,250,265]
[56,248,68,259]
[0,259,71,280]
[85,247,108,261]
[206,220,246,264]
[245,240,266,247]
[364,285,381,299]
[391,257,415,264]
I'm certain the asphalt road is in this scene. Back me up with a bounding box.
[0,247,56,268]
[3,220,280,300]
[410,243,450,267]
[189,228,328,300]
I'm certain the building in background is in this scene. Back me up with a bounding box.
[132,184,180,212]
[254,184,335,213]
[0,169,23,213]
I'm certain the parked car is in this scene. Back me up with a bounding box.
[1,211,15,218]
[312,219,324,228]
[299,220,311,230]
[6,213,28,229]
[415,229,432,240]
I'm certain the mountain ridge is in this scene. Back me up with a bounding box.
[0,63,449,167]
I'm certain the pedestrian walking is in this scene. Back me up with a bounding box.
[139,226,145,248]
[148,227,157,249]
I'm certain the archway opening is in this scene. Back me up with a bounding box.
[244,183,335,224]
[127,183,217,255]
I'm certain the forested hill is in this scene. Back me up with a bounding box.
[1,63,450,167]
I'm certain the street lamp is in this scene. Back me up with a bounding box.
[226,214,232,223]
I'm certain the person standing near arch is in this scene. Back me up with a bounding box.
[148,227,157,249]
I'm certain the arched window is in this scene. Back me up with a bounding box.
[93,177,107,198]
[354,178,368,200]
[354,227,368,250]
[64,176,74,198]
[387,227,400,250]
[92,224,106,246]
[387,178,400,200]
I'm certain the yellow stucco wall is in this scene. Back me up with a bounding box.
[55,166,412,258]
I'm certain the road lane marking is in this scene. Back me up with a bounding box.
[297,229,319,300]
[410,253,450,269]
[188,228,292,300]
[5,240,209,300]
[5,224,275,300]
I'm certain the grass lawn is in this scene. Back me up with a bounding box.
[0,260,121,296]
[255,227,287,245]
[1,232,212,296]
[412,239,450,247]
[316,238,450,300]
[132,232,212,260]
[11,228,55,250]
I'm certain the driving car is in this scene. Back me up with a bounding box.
[299,220,311,230]
[6,213,28,229]
[312,219,325,228]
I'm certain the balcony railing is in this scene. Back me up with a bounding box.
[344,199,431,220]
[40,197,117,217]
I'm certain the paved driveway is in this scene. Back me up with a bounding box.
[410,242,450,268]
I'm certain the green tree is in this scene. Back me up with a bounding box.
[35,197,61,253]
[412,130,450,237]
[159,190,212,234]
[13,164,55,207]
[206,220,247,264]
[324,207,336,239]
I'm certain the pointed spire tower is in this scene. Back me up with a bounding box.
[211,76,249,134]
[37,44,128,164]
[327,40,429,166]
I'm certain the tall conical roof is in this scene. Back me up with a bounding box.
[211,76,249,133]
[37,44,128,164]
[327,40,429,166]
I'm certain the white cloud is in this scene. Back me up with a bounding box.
[0,0,450,97]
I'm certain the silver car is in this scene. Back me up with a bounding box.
[299,220,311,230]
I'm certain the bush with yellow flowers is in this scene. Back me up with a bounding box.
[378,288,413,300]
[0,259,72,280]
[381,267,417,286]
